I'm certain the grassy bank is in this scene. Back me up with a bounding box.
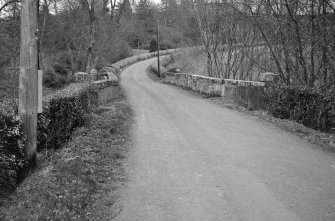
[0,95,133,220]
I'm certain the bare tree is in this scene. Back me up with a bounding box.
[191,0,335,85]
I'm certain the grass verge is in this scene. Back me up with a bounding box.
[0,94,133,220]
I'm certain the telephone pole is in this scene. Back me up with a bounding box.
[157,20,160,77]
[19,0,38,162]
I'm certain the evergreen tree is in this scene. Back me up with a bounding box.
[149,39,157,52]
[136,0,155,32]
[135,0,156,43]
[118,0,132,22]
[161,0,178,27]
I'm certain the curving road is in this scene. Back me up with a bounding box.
[115,58,335,221]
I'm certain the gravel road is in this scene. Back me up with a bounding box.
[115,58,335,221]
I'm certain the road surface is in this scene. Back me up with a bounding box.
[115,58,335,221]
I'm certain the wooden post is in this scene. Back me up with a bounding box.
[19,0,38,161]
[157,20,160,77]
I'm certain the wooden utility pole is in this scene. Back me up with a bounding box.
[19,0,38,162]
[157,20,160,77]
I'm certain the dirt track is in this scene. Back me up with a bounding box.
[116,58,335,221]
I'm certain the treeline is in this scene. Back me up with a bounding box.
[0,0,199,97]
[192,0,335,86]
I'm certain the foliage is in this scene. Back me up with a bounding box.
[265,85,335,132]
[0,97,133,220]
[53,64,70,76]
[136,0,156,36]
[43,69,69,89]
[0,99,26,202]
[38,83,98,151]
[160,39,175,50]
[0,0,198,84]
[117,41,133,61]
[0,83,98,204]
[149,39,158,52]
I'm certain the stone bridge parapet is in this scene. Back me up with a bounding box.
[163,72,272,109]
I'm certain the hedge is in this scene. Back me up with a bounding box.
[0,99,26,201]
[0,83,98,202]
[37,83,98,150]
[265,85,335,132]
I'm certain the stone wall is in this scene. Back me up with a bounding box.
[163,72,268,109]
[109,49,179,75]
[92,80,120,105]
[75,49,179,105]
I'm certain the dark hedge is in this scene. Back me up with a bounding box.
[265,85,335,133]
[0,99,26,201]
[38,83,98,150]
[0,83,98,202]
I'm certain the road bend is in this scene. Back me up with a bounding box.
[115,58,335,221]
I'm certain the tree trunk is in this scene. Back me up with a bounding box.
[80,0,96,73]
[321,0,328,84]
[310,0,316,85]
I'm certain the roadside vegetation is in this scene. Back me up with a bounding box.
[0,0,198,210]
[0,96,133,220]
[0,83,98,206]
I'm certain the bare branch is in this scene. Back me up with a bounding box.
[0,0,19,14]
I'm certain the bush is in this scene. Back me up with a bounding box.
[117,42,133,61]
[95,57,105,71]
[0,99,27,201]
[149,39,158,52]
[160,40,175,50]
[265,85,335,132]
[0,83,98,203]
[38,83,98,150]
[53,64,69,76]
[43,70,69,89]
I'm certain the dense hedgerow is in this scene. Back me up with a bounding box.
[38,83,98,150]
[0,83,98,203]
[43,70,69,89]
[0,99,26,201]
[265,85,335,132]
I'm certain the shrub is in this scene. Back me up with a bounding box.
[53,64,69,76]
[0,83,98,202]
[95,57,105,71]
[43,70,69,89]
[160,40,174,50]
[149,39,158,52]
[265,85,335,132]
[38,83,98,150]
[0,99,27,201]
[142,44,150,50]
[117,42,133,61]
